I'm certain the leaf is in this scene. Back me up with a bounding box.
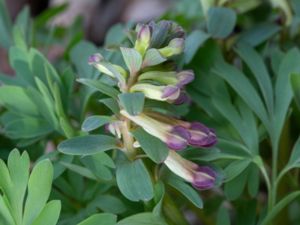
[207,7,237,39]
[70,41,99,79]
[184,30,210,64]
[116,159,154,201]
[260,191,300,225]
[235,43,274,114]
[153,182,165,216]
[118,93,145,116]
[120,47,142,74]
[82,116,113,132]
[78,78,120,99]
[143,49,166,67]
[5,150,30,224]
[100,98,120,115]
[212,95,257,152]
[91,195,126,214]
[0,86,39,116]
[23,160,53,225]
[4,117,53,139]
[80,153,115,181]
[213,60,270,130]
[0,0,12,48]
[34,3,67,28]
[167,177,203,208]
[224,159,251,182]
[60,162,97,180]
[274,48,300,146]
[105,23,127,47]
[291,73,300,110]
[224,167,250,200]
[238,23,281,46]
[117,213,167,225]
[247,164,260,197]
[78,213,117,225]
[31,200,61,225]
[14,6,30,46]
[286,136,300,168]
[29,48,61,87]
[58,135,119,155]
[0,195,14,225]
[217,204,231,225]
[132,128,168,163]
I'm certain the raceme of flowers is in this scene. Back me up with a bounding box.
[88,21,219,190]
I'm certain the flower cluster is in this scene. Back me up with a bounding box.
[89,21,218,190]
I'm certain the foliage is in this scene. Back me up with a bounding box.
[1,0,300,224]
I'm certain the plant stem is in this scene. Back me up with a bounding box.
[120,118,136,160]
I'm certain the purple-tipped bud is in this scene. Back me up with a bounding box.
[166,126,190,150]
[159,38,185,58]
[130,83,180,102]
[161,85,180,100]
[176,70,195,87]
[173,92,191,105]
[192,166,217,190]
[164,151,217,190]
[121,110,189,151]
[135,24,151,55]
[137,25,151,42]
[88,53,103,65]
[188,122,217,147]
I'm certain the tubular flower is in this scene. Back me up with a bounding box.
[135,24,151,56]
[144,111,217,148]
[121,110,217,150]
[158,38,185,58]
[164,151,217,190]
[120,110,189,150]
[132,70,194,103]
[88,53,127,88]
[130,83,181,101]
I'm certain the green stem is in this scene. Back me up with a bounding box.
[258,161,272,211]
[270,139,279,209]
[120,118,136,160]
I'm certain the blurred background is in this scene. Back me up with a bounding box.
[0,0,174,75]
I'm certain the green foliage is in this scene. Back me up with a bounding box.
[0,149,61,225]
[116,159,154,202]
[2,0,300,224]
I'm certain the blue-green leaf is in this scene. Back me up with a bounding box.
[58,135,119,155]
[207,7,236,39]
[116,159,154,201]
[167,177,203,208]
[78,213,117,225]
[78,78,120,99]
[117,213,166,225]
[82,116,113,132]
[184,30,210,63]
[132,128,168,163]
[118,93,145,116]
[235,43,274,114]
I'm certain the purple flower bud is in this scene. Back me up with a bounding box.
[159,38,184,57]
[88,53,103,65]
[137,25,151,42]
[176,70,195,87]
[173,92,191,105]
[192,166,217,190]
[161,85,180,100]
[164,151,217,190]
[188,122,217,147]
[166,126,190,150]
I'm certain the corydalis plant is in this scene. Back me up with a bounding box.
[88,21,218,190]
